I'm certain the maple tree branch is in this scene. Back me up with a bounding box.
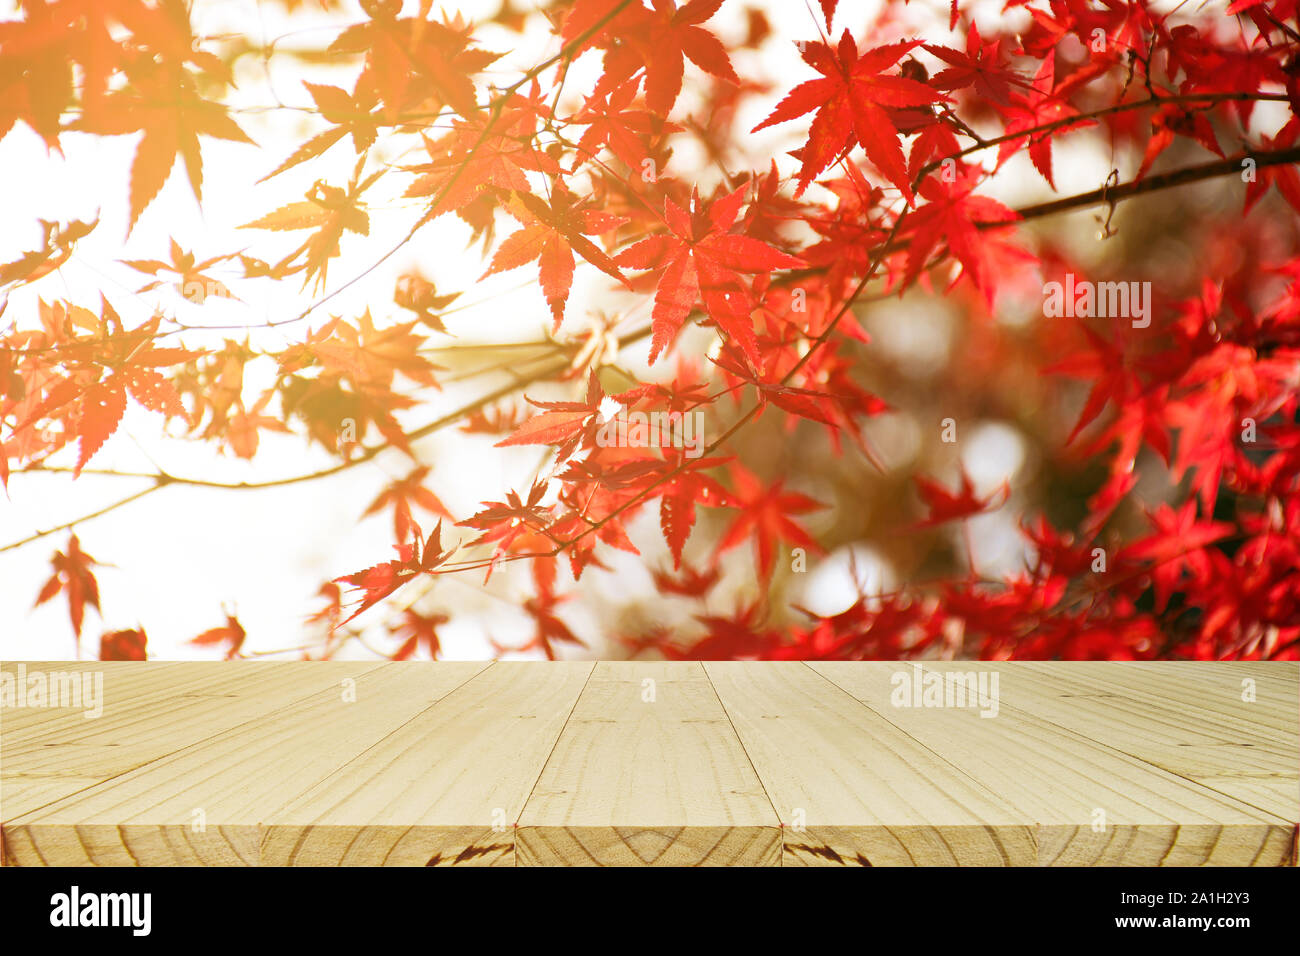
[0,484,162,554]
[431,211,917,576]
[2,2,647,524]
[4,323,655,544]
[1254,10,1300,44]
[9,133,1292,555]
[13,143,1289,552]
[915,91,1292,181]
[8,38,1295,563]
[990,146,1300,227]
[6,0,1295,669]
[254,0,641,332]
[426,140,1300,576]
[863,146,1300,260]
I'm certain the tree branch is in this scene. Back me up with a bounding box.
[915,91,1291,181]
[0,484,163,554]
[10,142,1291,553]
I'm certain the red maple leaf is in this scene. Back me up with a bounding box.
[241,168,378,291]
[327,9,500,121]
[1120,500,1234,613]
[306,582,343,633]
[260,80,380,182]
[711,347,841,426]
[574,0,738,116]
[652,560,721,597]
[34,533,101,642]
[751,32,947,200]
[908,469,1008,530]
[1136,101,1223,180]
[402,83,560,219]
[482,185,628,330]
[995,52,1095,189]
[1047,321,1146,444]
[495,370,606,460]
[333,521,451,627]
[572,80,682,168]
[1244,117,1300,216]
[190,611,247,659]
[517,589,585,660]
[458,481,552,561]
[900,165,1021,304]
[925,24,1022,105]
[616,186,804,366]
[657,455,733,568]
[100,627,148,661]
[670,601,782,658]
[390,608,450,660]
[362,465,453,543]
[77,59,255,232]
[714,464,824,580]
[18,309,198,476]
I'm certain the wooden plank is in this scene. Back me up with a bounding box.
[263,661,593,867]
[811,662,1295,866]
[1,661,189,737]
[1006,663,1298,766]
[1021,661,1299,739]
[1013,660,1300,749]
[1160,660,1299,685]
[3,662,307,751]
[2,662,487,866]
[1180,778,1298,824]
[1,662,382,822]
[4,660,1295,868]
[704,661,1038,866]
[516,662,781,866]
[994,663,1300,821]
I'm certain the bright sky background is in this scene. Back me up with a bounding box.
[2,0,1282,660]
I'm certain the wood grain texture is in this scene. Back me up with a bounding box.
[705,661,1039,866]
[3,660,1295,867]
[3,662,485,865]
[812,662,1294,866]
[1,662,381,822]
[1,661,189,739]
[1019,662,1299,740]
[263,661,592,866]
[990,662,1299,821]
[516,662,781,866]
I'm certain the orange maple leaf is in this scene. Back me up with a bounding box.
[35,533,101,642]
[79,60,255,232]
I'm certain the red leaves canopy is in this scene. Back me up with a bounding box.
[4,0,1299,664]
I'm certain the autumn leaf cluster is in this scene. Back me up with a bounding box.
[2,0,1298,663]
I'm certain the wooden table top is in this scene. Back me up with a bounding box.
[2,660,1296,866]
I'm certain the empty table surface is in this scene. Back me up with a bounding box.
[2,660,1296,866]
